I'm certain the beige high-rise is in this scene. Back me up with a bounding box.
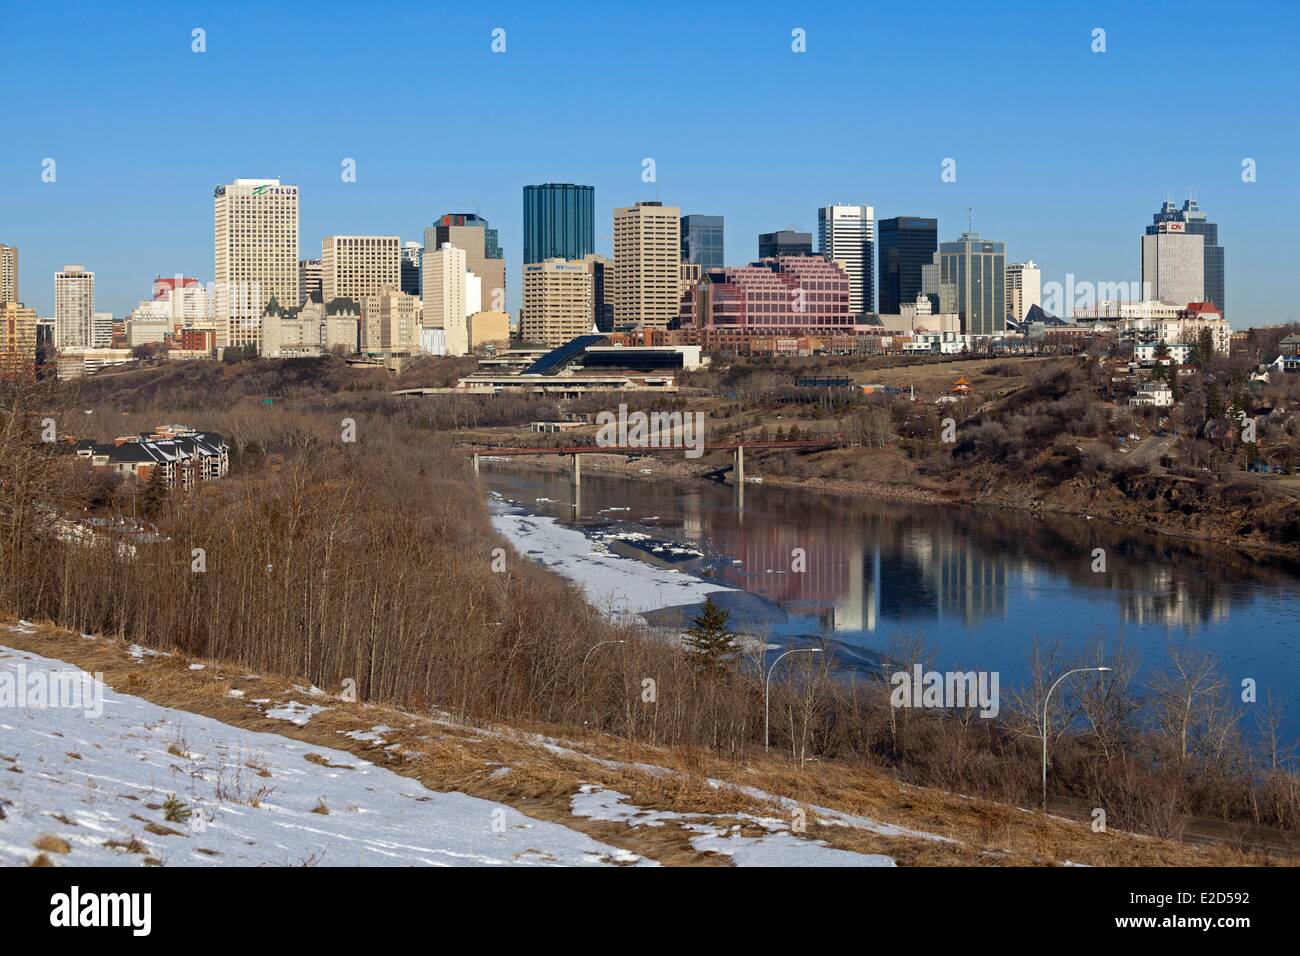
[522,259,595,347]
[55,265,95,349]
[422,243,469,356]
[0,244,18,305]
[214,179,300,351]
[373,287,421,353]
[613,201,681,329]
[322,236,400,305]
[1,301,37,376]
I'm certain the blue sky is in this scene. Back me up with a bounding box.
[2,0,1297,326]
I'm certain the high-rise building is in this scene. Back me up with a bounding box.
[681,214,724,270]
[55,264,95,349]
[758,231,813,259]
[923,233,1006,336]
[321,236,401,321]
[1,244,18,305]
[400,242,422,297]
[374,287,422,353]
[582,254,615,333]
[1146,199,1224,317]
[876,217,938,316]
[1,301,37,377]
[613,201,681,330]
[818,204,875,316]
[1005,261,1041,322]
[422,243,470,356]
[426,214,504,315]
[92,312,114,348]
[298,259,322,306]
[1141,223,1204,308]
[214,179,300,351]
[521,259,595,347]
[523,184,594,265]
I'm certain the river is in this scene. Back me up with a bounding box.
[483,463,1300,741]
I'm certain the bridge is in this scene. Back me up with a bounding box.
[464,436,847,511]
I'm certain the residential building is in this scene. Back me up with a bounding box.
[213,179,300,351]
[1005,261,1041,322]
[73,425,229,489]
[55,264,95,349]
[1,244,18,305]
[759,230,813,259]
[523,184,594,264]
[521,258,595,347]
[818,204,874,315]
[877,217,937,316]
[613,201,681,330]
[426,214,504,315]
[1141,222,1204,308]
[681,214,724,270]
[1147,199,1225,318]
[679,256,853,333]
[92,312,114,348]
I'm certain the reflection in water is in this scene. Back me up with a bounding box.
[483,464,1300,734]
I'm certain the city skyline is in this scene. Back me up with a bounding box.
[2,1,1296,325]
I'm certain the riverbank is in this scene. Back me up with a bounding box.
[480,450,1300,562]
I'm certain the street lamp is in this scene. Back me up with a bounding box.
[764,647,823,752]
[582,640,627,670]
[1041,666,1111,810]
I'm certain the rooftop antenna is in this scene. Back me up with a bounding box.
[967,207,973,234]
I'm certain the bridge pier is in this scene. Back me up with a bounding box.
[571,453,582,518]
[472,453,480,475]
[734,444,745,512]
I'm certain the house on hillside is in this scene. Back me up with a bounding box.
[72,425,229,489]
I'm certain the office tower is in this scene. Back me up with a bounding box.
[55,264,95,349]
[1147,199,1224,317]
[612,201,681,329]
[214,179,299,350]
[92,312,114,348]
[521,259,595,347]
[523,183,595,265]
[582,254,615,333]
[422,243,470,355]
[681,214,724,270]
[1141,224,1204,307]
[322,236,400,311]
[374,287,422,353]
[1005,261,1041,322]
[818,204,875,316]
[759,230,813,259]
[924,233,1006,336]
[1,244,18,305]
[876,217,938,315]
[426,214,504,315]
[679,257,852,333]
[400,242,422,297]
[1,302,37,376]
[298,259,322,305]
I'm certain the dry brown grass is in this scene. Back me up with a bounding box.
[3,617,1282,868]
[32,834,71,855]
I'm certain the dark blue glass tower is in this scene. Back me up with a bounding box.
[681,214,724,269]
[523,184,595,265]
[877,217,938,315]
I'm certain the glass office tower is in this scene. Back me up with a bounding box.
[877,217,938,315]
[523,184,595,265]
[681,214,724,269]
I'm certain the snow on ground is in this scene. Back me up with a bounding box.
[491,509,730,621]
[571,785,896,867]
[0,646,651,868]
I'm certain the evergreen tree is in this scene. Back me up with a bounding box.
[684,596,736,670]
[139,466,169,519]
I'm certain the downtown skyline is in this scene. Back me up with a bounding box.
[2,0,1296,325]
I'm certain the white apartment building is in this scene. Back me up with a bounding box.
[213,179,300,351]
[522,259,596,347]
[818,204,874,316]
[92,311,114,348]
[613,201,681,329]
[55,264,95,349]
[1,244,18,305]
[1140,223,1204,310]
[1005,261,1041,321]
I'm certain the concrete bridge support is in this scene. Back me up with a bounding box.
[570,453,582,518]
[734,444,745,512]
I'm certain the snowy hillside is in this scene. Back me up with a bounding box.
[0,644,649,867]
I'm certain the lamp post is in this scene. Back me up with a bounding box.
[582,640,626,670]
[1041,666,1111,810]
[764,648,823,752]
